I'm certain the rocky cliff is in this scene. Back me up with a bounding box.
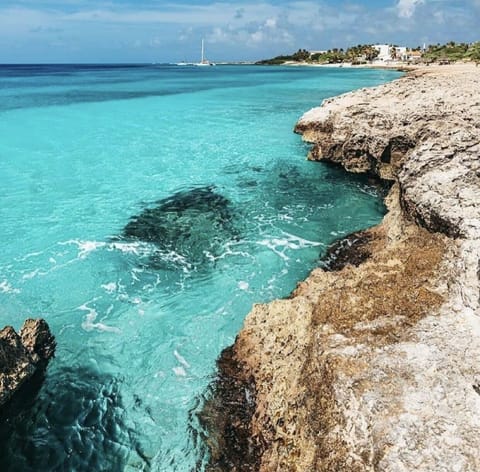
[204,64,480,471]
[0,319,56,408]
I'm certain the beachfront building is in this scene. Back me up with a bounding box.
[374,44,391,61]
[407,50,423,62]
[373,44,408,62]
[395,47,407,60]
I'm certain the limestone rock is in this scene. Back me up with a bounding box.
[205,65,480,471]
[294,64,480,238]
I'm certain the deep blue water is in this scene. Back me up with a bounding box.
[0,64,400,471]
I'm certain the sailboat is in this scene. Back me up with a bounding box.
[196,39,215,66]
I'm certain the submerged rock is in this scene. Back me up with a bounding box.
[122,186,239,270]
[0,319,55,408]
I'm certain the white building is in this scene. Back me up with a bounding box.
[374,44,391,61]
[373,44,408,61]
[395,47,407,60]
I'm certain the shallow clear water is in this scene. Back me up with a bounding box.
[0,64,400,471]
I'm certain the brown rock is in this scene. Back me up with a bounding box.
[0,319,55,407]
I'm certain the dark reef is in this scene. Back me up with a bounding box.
[122,186,240,270]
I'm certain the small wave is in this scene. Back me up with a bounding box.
[60,239,107,259]
[59,239,160,264]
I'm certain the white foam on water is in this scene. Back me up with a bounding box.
[172,366,187,377]
[131,267,143,282]
[0,280,20,294]
[79,241,106,257]
[279,231,324,248]
[60,239,107,259]
[238,281,249,291]
[258,231,324,261]
[22,269,42,280]
[174,350,190,369]
[16,250,43,262]
[79,301,121,334]
[101,282,117,293]
[257,239,290,261]
[110,241,144,255]
[205,240,254,264]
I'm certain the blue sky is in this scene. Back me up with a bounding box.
[1,0,479,63]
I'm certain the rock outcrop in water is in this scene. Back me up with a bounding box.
[204,64,480,471]
[0,319,55,408]
[122,186,238,269]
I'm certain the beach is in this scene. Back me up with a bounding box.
[205,63,480,471]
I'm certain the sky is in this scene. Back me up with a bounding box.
[0,0,479,63]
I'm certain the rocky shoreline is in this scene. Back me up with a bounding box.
[203,64,480,471]
[0,319,55,409]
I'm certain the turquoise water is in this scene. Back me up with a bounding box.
[0,64,400,471]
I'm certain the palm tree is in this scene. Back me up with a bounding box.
[390,45,398,60]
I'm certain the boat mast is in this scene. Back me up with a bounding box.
[201,39,205,63]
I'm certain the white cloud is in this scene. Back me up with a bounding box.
[207,15,293,48]
[264,17,277,28]
[397,0,425,18]
[1,1,479,62]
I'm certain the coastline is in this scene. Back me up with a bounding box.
[203,63,480,470]
[279,59,472,73]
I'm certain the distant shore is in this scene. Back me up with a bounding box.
[281,59,478,72]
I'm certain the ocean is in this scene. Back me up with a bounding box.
[0,64,400,471]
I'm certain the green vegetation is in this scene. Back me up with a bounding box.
[311,48,345,64]
[256,41,480,66]
[423,41,470,62]
[344,45,380,63]
[256,45,379,65]
[256,48,311,65]
[465,42,480,65]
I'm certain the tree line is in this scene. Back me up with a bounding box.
[256,41,480,65]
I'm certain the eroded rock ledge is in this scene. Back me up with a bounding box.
[0,319,56,408]
[204,64,480,471]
